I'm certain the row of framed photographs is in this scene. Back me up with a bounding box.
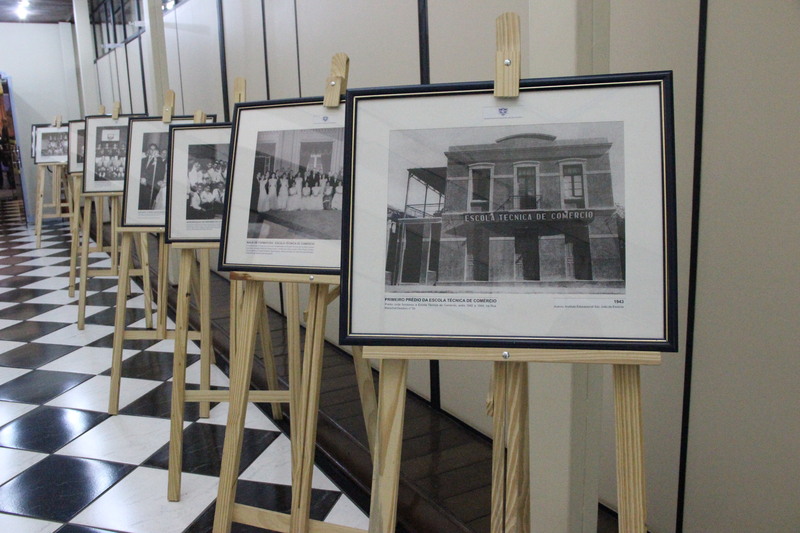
[67,71,679,352]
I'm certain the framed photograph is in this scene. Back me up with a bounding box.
[165,123,231,243]
[68,120,85,174]
[341,71,677,352]
[218,98,345,273]
[122,115,216,227]
[30,123,48,158]
[82,114,142,194]
[34,125,69,164]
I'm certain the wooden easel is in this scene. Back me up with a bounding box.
[365,14,654,533]
[77,102,133,329]
[167,81,285,501]
[212,55,378,533]
[34,115,70,247]
[107,91,194,415]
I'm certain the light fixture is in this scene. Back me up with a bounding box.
[15,4,28,20]
[19,0,30,7]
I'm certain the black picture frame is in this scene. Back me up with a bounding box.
[340,71,677,352]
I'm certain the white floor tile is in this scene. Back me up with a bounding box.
[33,323,115,346]
[17,266,71,278]
[0,274,9,280]
[181,360,230,387]
[145,338,199,354]
[46,376,161,412]
[199,402,280,432]
[121,294,157,309]
[56,415,181,465]
[0,366,30,386]
[38,346,138,374]
[324,495,370,529]
[0,514,61,533]
[0,288,13,295]
[15,247,64,257]
[25,290,97,305]
[0,339,24,354]
[0,400,37,426]
[239,434,338,490]
[102,279,144,294]
[16,256,70,267]
[29,305,106,323]
[0,447,47,485]
[72,467,218,533]
[0,319,21,331]
[14,241,60,249]
[20,277,72,290]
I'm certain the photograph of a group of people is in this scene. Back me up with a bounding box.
[247,127,344,240]
[39,131,68,158]
[94,126,128,181]
[185,143,229,220]
[137,132,168,210]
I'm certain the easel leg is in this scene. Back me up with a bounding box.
[505,362,530,533]
[68,180,81,298]
[257,298,282,420]
[284,283,303,470]
[34,165,45,248]
[136,232,154,329]
[490,362,508,533]
[368,358,408,533]
[193,249,212,418]
[108,231,133,415]
[289,284,329,533]
[352,345,378,457]
[613,364,647,533]
[156,234,168,337]
[168,248,195,501]
[109,196,119,271]
[213,280,261,533]
[77,195,92,330]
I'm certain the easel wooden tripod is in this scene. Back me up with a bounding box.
[212,55,378,533]
[33,115,70,248]
[364,13,656,533]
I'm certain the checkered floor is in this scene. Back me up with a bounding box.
[0,215,368,532]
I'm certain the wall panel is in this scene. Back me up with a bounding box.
[264,0,300,99]
[294,0,420,93]
[222,1,268,111]
[163,9,184,114]
[428,0,530,84]
[126,38,147,114]
[114,47,132,114]
[174,0,224,118]
[96,53,115,108]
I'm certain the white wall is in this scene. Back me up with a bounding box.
[684,2,800,531]
[0,22,82,222]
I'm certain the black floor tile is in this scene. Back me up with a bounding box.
[0,255,35,265]
[143,422,280,477]
[0,302,61,320]
[0,287,53,304]
[55,525,121,533]
[87,333,158,351]
[0,369,92,403]
[98,350,198,381]
[0,320,67,342]
[0,341,80,368]
[83,291,122,307]
[0,405,109,453]
[118,381,205,421]
[0,265,39,277]
[83,306,145,327]
[0,454,134,522]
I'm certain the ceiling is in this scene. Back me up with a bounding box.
[0,0,75,24]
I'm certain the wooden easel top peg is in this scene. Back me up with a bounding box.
[233,77,247,105]
[193,110,207,124]
[53,115,62,127]
[162,90,176,123]
[323,52,349,108]
[494,12,521,98]
[111,101,121,120]
[98,104,106,115]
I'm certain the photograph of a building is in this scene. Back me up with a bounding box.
[386,125,625,293]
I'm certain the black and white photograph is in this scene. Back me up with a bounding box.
[83,114,139,193]
[68,119,85,174]
[34,125,69,164]
[166,123,231,243]
[342,73,677,351]
[219,99,345,273]
[122,116,214,227]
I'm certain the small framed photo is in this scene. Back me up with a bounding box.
[122,115,216,227]
[165,123,232,243]
[82,114,141,194]
[68,120,86,174]
[218,98,345,274]
[34,125,69,164]
[341,71,677,352]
